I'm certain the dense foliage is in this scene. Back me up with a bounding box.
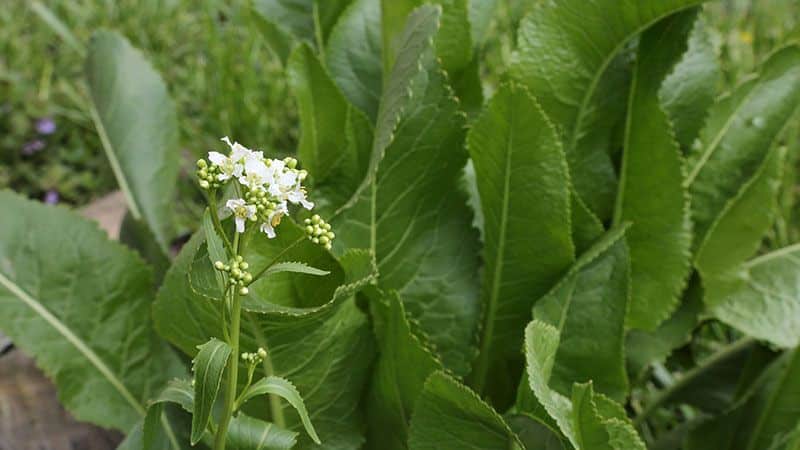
[2,1,800,449]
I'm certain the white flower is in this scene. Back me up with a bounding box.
[287,186,314,210]
[226,198,256,233]
[239,154,270,191]
[208,151,243,181]
[221,136,252,162]
[259,202,288,239]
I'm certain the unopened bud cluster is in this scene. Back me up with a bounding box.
[241,347,267,365]
[304,215,335,250]
[244,188,283,227]
[214,255,253,295]
[195,159,222,190]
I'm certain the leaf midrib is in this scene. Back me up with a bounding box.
[0,270,146,417]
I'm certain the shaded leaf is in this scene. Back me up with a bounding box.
[366,292,442,449]
[239,376,320,444]
[533,227,631,401]
[86,31,179,252]
[408,371,523,450]
[660,15,721,151]
[227,414,299,450]
[510,0,702,218]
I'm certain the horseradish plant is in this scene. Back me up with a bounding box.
[3,0,800,449]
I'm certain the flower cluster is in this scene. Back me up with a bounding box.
[304,215,335,250]
[197,137,316,239]
[214,256,252,295]
[241,347,267,365]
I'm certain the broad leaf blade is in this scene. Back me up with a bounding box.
[326,0,383,120]
[615,11,694,330]
[192,338,232,444]
[467,82,574,390]
[0,191,183,432]
[408,371,523,450]
[533,227,631,401]
[334,4,481,375]
[511,0,703,218]
[288,43,373,214]
[660,16,721,152]
[366,292,442,449]
[86,31,179,252]
[687,44,800,249]
[704,243,800,348]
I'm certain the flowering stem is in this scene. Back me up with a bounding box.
[214,233,242,450]
[207,192,234,253]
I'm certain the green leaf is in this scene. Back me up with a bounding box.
[155,233,376,449]
[261,262,330,278]
[570,188,605,254]
[626,279,703,380]
[252,0,352,48]
[532,227,631,401]
[614,11,694,330]
[407,371,523,450]
[326,0,383,120]
[227,414,299,450]
[366,292,442,449]
[119,211,170,284]
[687,44,800,250]
[0,191,184,433]
[239,376,320,444]
[636,338,777,421]
[334,4,481,375]
[704,243,800,349]
[511,0,702,219]
[288,43,373,214]
[695,145,786,277]
[192,338,232,444]
[467,82,574,391]
[521,321,645,450]
[660,15,720,152]
[686,348,800,450]
[467,0,498,45]
[142,379,194,450]
[86,31,179,253]
[506,414,568,450]
[203,209,228,290]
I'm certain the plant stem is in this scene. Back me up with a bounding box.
[207,193,233,253]
[214,233,242,450]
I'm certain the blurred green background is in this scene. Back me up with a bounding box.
[1,0,798,207]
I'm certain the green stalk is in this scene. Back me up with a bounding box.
[215,233,242,450]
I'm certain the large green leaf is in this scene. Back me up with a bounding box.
[252,0,352,48]
[660,15,720,152]
[191,338,232,444]
[703,243,800,349]
[333,5,481,375]
[407,371,523,450]
[614,11,694,330]
[532,227,631,401]
[288,43,373,214]
[511,0,703,219]
[686,348,800,450]
[0,191,183,432]
[227,414,299,450]
[326,0,383,120]
[86,31,179,253]
[695,145,786,277]
[467,82,574,391]
[687,44,800,250]
[154,233,376,449]
[521,321,645,450]
[366,292,442,449]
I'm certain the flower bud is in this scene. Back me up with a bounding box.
[257,348,267,359]
[239,287,249,296]
[197,159,207,169]
[199,180,210,189]
[214,261,225,270]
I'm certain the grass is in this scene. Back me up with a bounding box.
[1,0,296,207]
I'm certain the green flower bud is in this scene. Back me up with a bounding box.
[257,348,267,359]
[197,159,207,169]
[214,261,225,270]
[239,287,249,295]
[199,180,210,189]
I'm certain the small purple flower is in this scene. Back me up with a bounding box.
[36,117,57,135]
[22,139,45,155]
[44,190,59,205]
